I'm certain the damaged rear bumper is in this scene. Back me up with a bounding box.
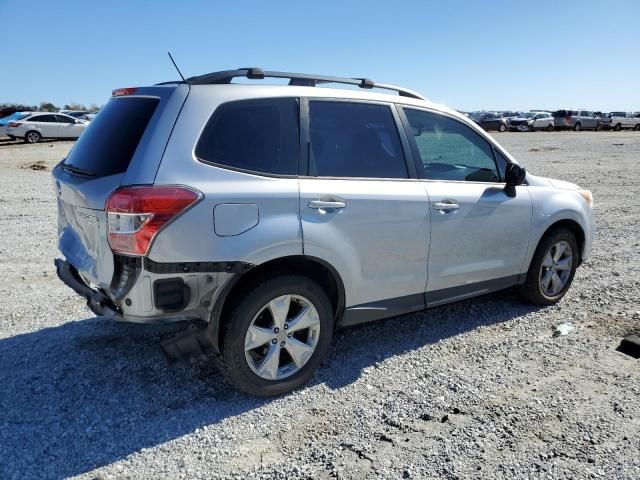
[55,257,250,325]
[55,258,123,320]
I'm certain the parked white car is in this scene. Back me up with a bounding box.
[602,112,640,131]
[5,112,88,143]
[508,112,554,132]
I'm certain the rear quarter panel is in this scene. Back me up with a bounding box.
[149,86,302,264]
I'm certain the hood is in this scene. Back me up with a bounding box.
[527,174,580,190]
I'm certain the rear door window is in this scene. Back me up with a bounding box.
[63,97,159,177]
[307,101,408,179]
[195,98,299,176]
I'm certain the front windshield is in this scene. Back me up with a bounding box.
[469,112,483,119]
[524,113,535,119]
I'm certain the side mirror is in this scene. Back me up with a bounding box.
[504,163,526,197]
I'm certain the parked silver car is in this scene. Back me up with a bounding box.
[53,69,595,396]
[552,110,601,131]
[6,112,88,143]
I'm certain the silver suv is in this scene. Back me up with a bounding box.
[54,68,594,396]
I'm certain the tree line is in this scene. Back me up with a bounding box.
[0,102,101,113]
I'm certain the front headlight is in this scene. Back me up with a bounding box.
[579,189,593,208]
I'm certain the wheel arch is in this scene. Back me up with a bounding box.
[209,255,345,352]
[533,219,586,266]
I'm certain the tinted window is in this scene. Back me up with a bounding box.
[494,149,509,181]
[56,114,75,123]
[404,108,500,183]
[196,98,298,176]
[29,114,56,122]
[308,101,407,178]
[63,97,159,177]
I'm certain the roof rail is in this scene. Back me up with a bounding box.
[181,68,426,100]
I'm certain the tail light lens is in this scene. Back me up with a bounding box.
[112,87,138,97]
[7,122,21,127]
[106,186,201,256]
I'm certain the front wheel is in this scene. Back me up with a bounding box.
[573,123,582,132]
[220,275,333,396]
[614,123,622,131]
[499,123,506,132]
[520,228,579,305]
[634,124,640,131]
[595,124,602,131]
[546,124,554,132]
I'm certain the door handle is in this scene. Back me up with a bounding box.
[433,202,460,211]
[309,200,346,210]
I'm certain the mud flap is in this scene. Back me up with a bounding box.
[160,324,217,364]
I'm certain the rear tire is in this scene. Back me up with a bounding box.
[499,123,506,132]
[520,227,579,306]
[546,124,554,132]
[573,123,582,132]
[219,274,334,397]
[634,124,640,131]
[595,124,602,131]
[24,131,41,143]
[614,123,622,131]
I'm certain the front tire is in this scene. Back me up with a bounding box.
[573,123,582,132]
[499,123,506,132]
[520,228,579,306]
[547,124,554,132]
[25,131,41,143]
[220,275,333,397]
[614,123,622,131]
[634,124,640,131]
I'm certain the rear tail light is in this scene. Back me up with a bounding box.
[112,87,138,97]
[106,186,202,256]
[7,122,21,127]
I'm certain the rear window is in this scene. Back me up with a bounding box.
[195,98,299,176]
[63,97,159,177]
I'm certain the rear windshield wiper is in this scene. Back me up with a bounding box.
[61,163,97,177]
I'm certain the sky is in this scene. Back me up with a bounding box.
[1,0,639,112]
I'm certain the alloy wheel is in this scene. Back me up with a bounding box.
[539,240,573,297]
[244,294,321,380]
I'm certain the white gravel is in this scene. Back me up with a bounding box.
[0,132,639,479]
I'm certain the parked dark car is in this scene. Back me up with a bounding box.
[469,111,508,132]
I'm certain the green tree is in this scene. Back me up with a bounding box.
[39,102,59,112]
[64,102,88,111]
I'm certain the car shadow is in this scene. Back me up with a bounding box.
[0,289,540,478]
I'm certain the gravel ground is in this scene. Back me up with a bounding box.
[0,132,638,480]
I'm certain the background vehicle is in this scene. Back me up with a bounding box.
[552,110,601,131]
[6,112,88,143]
[499,111,524,128]
[469,111,508,132]
[63,110,93,121]
[0,111,31,138]
[508,112,554,131]
[53,69,594,396]
[604,112,640,131]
